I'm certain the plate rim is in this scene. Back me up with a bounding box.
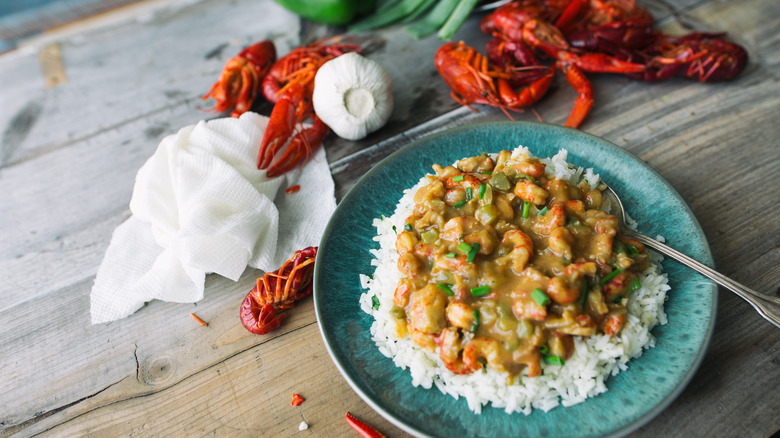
[314,121,717,438]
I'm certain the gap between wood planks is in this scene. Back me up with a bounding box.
[2,319,318,437]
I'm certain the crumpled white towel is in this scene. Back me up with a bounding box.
[90,112,335,324]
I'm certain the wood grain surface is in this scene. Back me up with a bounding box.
[0,0,778,437]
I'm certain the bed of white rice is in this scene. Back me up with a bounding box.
[358,146,670,415]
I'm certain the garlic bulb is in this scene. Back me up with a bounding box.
[313,52,394,141]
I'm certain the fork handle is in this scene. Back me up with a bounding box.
[623,230,780,329]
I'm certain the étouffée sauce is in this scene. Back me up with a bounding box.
[391,151,649,378]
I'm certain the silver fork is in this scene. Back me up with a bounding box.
[602,185,780,329]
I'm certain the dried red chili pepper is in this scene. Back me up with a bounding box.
[345,412,385,438]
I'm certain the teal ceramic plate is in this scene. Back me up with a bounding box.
[314,122,716,437]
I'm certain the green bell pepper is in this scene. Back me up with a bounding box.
[273,0,376,26]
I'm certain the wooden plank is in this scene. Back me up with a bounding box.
[0,0,778,436]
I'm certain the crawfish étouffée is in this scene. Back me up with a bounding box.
[391,151,650,378]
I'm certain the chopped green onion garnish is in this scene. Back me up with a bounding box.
[600,268,624,285]
[539,345,549,355]
[538,206,548,216]
[452,174,464,182]
[404,223,413,231]
[628,278,642,294]
[531,288,549,306]
[457,242,472,254]
[392,225,397,234]
[522,201,530,218]
[544,355,565,366]
[371,295,380,310]
[453,200,467,208]
[471,285,490,297]
[579,279,589,309]
[467,243,480,262]
[437,283,455,296]
[471,309,480,332]
[445,252,457,258]
[626,245,639,256]
[466,187,473,201]
[478,184,486,199]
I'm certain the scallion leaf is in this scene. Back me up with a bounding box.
[406,0,460,38]
[404,223,413,231]
[522,201,530,218]
[371,295,380,310]
[399,0,437,24]
[445,252,456,258]
[467,243,480,262]
[471,309,480,332]
[437,0,479,40]
[466,187,473,201]
[531,288,549,306]
[579,279,589,309]
[457,242,472,254]
[538,206,548,216]
[349,0,428,32]
[453,199,467,208]
[471,285,490,297]
[628,278,642,294]
[478,184,486,199]
[600,268,624,285]
[539,345,549,355]
[544,355,565,366]
[452,174,464,182]
[437,283,455,296]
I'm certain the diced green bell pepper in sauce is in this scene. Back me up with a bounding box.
[420,229,438,243]
[475,204,499,226]
[390,305,406,319]
[489,172,512,191]
[628,278,642,293]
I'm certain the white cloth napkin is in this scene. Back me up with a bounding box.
[90,112,336,324]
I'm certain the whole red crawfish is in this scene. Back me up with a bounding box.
[601,32,749,82]
[475,0,645,128]
[452,0,747,128]
[258,37,361,177]
[202,40,276,118]
[562,0,658,50]
[435,41,555,120]
[240,247,317,335]
[202,37,361,177]
[560,2,747,82]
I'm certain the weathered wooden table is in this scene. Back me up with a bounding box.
[1,0,778,436]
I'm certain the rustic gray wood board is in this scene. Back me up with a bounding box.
[0,0,778,436]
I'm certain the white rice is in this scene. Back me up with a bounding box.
[359,146,670,415]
